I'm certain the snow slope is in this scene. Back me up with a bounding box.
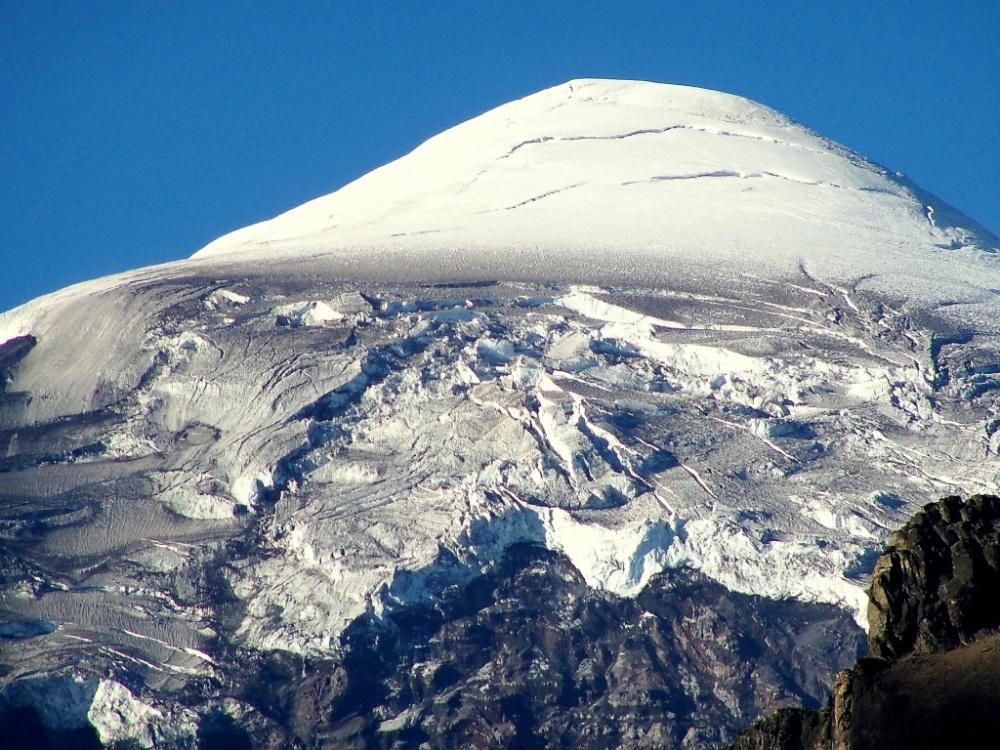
[1,80,1000,727]
[194,79,999,322]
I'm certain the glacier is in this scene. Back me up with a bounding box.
[1,79,999,747]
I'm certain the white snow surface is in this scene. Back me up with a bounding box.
[193,79,998,320]
[1,79,999,666]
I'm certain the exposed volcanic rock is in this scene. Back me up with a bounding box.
[724,494,1000,750]
[232,544,862,749]
[867,494,1000,661]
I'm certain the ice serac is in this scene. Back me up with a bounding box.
[1,79,1000,748]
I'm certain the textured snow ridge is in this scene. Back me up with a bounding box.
[3,273,999,667]
[223,284,967,649]
[1,79,999,675]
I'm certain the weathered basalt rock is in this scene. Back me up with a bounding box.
[259,543,862,749]
[867,494,1000,661]
[723,494,1000,750]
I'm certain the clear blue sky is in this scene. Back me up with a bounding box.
[2,2,998,314]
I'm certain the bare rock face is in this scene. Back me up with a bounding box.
[236,544,862,750]
[722,707,821,750]
[724,495,1000,750]
[867,494,1000,661]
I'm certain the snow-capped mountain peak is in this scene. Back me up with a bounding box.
[2,79,999,748]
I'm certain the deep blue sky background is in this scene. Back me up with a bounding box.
[2,2,998,314]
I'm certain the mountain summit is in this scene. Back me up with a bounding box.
[1,80,999,748]
[195,79,997,313]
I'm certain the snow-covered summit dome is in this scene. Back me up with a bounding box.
[193,78,997,305]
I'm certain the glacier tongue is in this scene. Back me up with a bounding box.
[220,281,956,652]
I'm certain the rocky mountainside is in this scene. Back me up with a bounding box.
[0,549,865,749]
[867,494,1000,661]
[1,80,999,747]
[245,546,861,749]
[724,494,1000,750]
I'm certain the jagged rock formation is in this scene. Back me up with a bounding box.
[867,494,1000,661]
[724,494,1000,750]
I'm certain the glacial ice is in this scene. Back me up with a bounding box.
[0,675,196,748]
[1,79,999,681]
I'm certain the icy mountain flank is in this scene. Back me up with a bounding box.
[1,79,1000,747]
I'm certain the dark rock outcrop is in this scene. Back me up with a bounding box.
[867,494,1000,661]
[243,543,862,749]
[0,335,36,389]
[722,706,821,750]
[724,494,1000,750]
[0,542,865,749]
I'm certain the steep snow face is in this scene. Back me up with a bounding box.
[193,79,999,322]
[1,79,999,692]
